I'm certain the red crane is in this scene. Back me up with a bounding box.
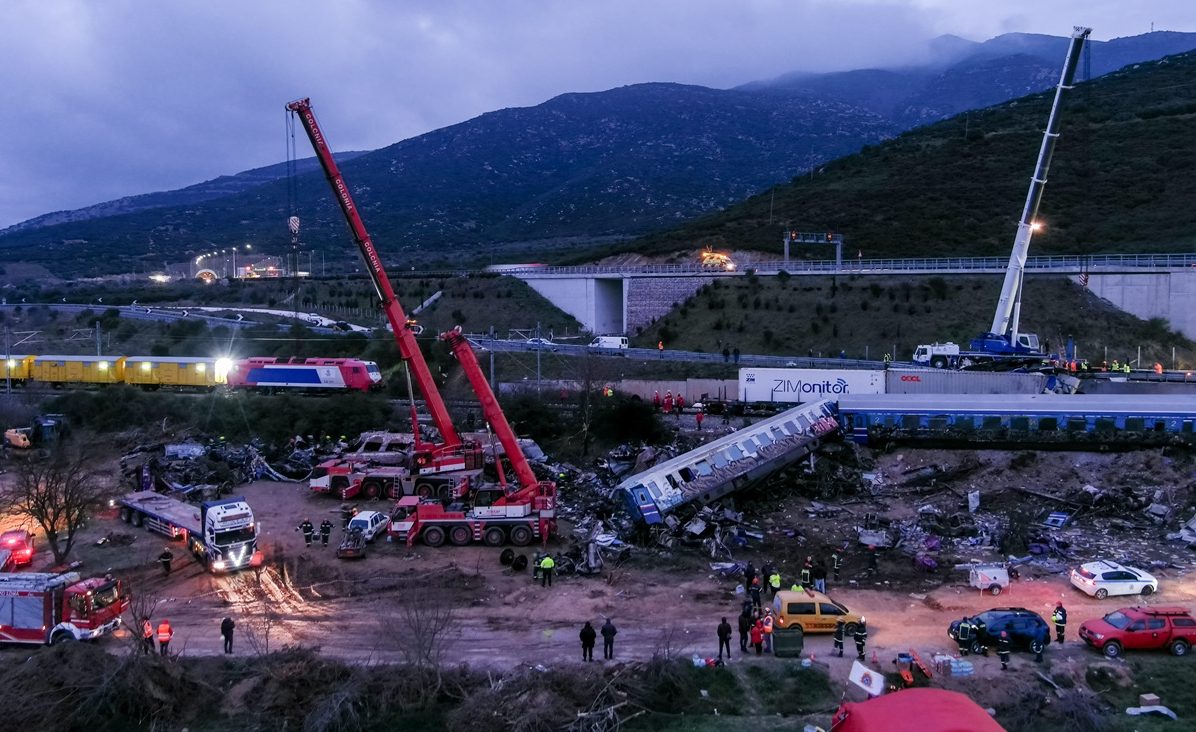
[286,97,460,448]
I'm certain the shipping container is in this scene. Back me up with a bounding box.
[123,356,227,388]
[885,368,1047,395]
[31,355,125,385]
[0,355,34,383]
[739,368,885,404]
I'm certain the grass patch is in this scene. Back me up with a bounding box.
[743,665,834,716]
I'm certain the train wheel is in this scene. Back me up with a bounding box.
[509,525,533,546]
[422,526,446,547]
[449,525,472,546]
[483,527,506,547]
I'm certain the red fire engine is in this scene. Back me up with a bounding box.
[0,571,129,645]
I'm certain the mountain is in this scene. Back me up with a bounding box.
[0,153,366,236]
[2,31,1194,277]
[615,50,1196,261]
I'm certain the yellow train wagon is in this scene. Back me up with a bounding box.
[30,355,126,386]
[123,356,227,389]
[0,355,35,384]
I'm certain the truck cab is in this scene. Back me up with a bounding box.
[196,497,262,572]
[62,575,129,640]
[0,572,128,645]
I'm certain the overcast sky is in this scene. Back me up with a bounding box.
[2,0,1193,229]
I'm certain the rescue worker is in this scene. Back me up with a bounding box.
[854,617,868,660]
[539,554,555,588]
[800,557,813,586]
[737,609,752,653]
[157,619,174,656]
[768,570,781,598]
[732,347,740,364]
[157,547,173,576]
[1032,625,1048,663]
[750,618,764,656]
[676,394,686,413]
[956,616,973,655]
[695,410,705,431]
[1052,601,1067,643]
[749,576,762,612]
[744,562,757,587]
[221,616,235,654]
[140,616,155,655]
[653,390,661,411]
[1112,359,1120,372]
[812,561,827,593]
[319,519,333,547]
[297,518,314,548]
[601,618,617,659]
[662,390,673,414]
[831,551,842,581]
[867,545,879,573]
[833,618,846,658]
[340,503,354,530]
[997,630,1011,671]
[762,607,775,653]
[579,621,597,661]
[717,616,733,660]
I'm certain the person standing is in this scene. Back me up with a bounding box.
[657,340,664,359]
[695,410,705,431]
[653,390,661,411]
[158,547,173,576]
[854,617,868,660]
[833,618,846,658]
[601,618,617,660]
[762,608,775,653]
[750,618,764,656]
[737,610,752,653]
[221,617,235,654]
[800,557,813,587]
[831,551,842,582]
[768,569,781,598]
[722,347,731,363]
[749,577,762,612]
[157,619,174,656]
[955,616,973,655]
[662,391,673,414]
[340,503,354,530]
[1032,625,1047,664]
[1052,602,1067,643]
[867,545,878,573]
[812,561,827,593]
[580,621,597,662]
[743,562,757,588]
[732,347,740,364]
[319,519,333,547]
[997,631,1011,671]
[676,394,685,413]
[297,519,314,548]
[539,554,555,588]
[717,617,733,660]
[140,616,155,655]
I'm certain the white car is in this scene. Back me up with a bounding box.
[1070,560,1158,599]
[347,510,389,542]
[525,338,559,351]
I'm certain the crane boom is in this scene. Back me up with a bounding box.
[988,26,1091,342]
[286,98,460,447]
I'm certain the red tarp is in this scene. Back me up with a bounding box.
[831,688,1005,732]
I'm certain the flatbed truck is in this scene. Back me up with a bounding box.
[117,491,262,573]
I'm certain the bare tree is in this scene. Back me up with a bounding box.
[0,440,111,563]
[390,597,458,706]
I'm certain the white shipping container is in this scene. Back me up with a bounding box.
[738,368,885,403]
[885,368,1047,394]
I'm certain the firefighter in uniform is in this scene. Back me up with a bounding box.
[340,503,354,530]
[140,616,155,654]
[319,519,333,547]
[997,630,1012,670]
[831,552,842,581]
[833,618,846,657]
[800,557,813,586]
[157,547,173,576]
[854,617,868,660]
[297,519,314,547]
[956,616,973,655]
[1052,601,1067,643]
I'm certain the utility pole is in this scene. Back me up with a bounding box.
[95,322,101,356]
[536,321,542,395]
[4,325,10,397]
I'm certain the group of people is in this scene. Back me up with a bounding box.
[296,518,337,548]
[651,390,686,415]
[139,616,237,656]
[578,619,618,661]
[954,601,1068,670]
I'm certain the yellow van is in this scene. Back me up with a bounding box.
[772,589,862,634]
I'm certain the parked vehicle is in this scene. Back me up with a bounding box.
[336,528,368,559]
[525,338,559,351]
[968,563,1010,596]
[589,336,628,350]
[772,589,862,634]
[948,608,1050,655]
[0,529,35,567]
[347,510,389,542]
[117,491,262,573]
[1070,560,1158,599]
[1079,606,1196,658]
[0,571,129,645]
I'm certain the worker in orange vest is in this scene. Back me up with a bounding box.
[1154,362,1164,376]
[140,616,155,655]
[657,340,664,359]
[157,619,174,656]
[762,607,775,653]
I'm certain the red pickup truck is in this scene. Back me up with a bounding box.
[1079,606,1196,658]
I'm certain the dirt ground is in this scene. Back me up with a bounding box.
[5,443,1191,706]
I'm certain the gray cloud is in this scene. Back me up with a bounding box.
[1,0,1192,228]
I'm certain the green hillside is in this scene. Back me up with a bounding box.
[601,51,1196,262]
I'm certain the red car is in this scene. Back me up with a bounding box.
[1079,606,1196,658]
[0,529,35,567]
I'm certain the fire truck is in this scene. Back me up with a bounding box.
[288,98,557,547]
[0,571,129,645]
[117,491,262,573]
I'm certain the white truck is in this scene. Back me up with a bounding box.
[0,571,128,645]
[117,491,262,573]
[589,336,628,349]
